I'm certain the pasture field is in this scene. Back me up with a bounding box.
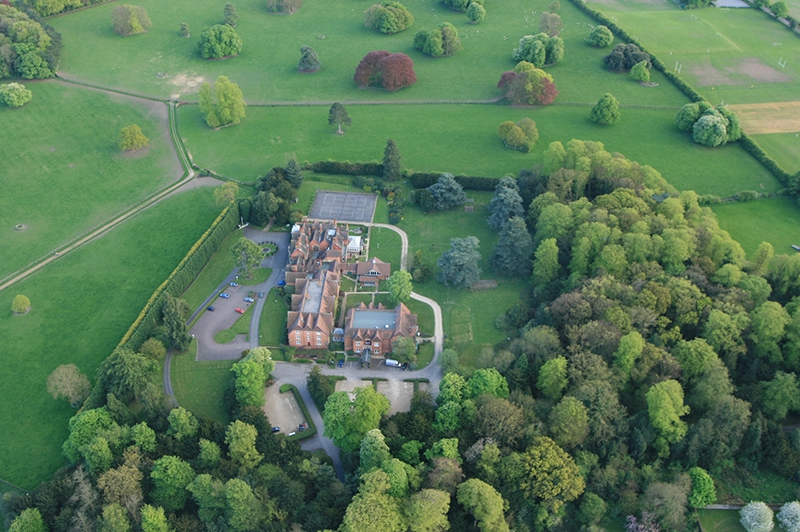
[171,340,234,424]
[0,188,221,489]
[712,196,800,257]
[749,133,800,173]
[0,81,180,279]
[50,0,687,106]
[179,104,777,196]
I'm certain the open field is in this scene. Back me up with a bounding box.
[749,132,800,173]
[259,288,288,347]
[0,81,180,279]
[0,188,221,489]
[51,0,688,106]
[729,101,800,134]
[712,196,800,257]
[171,340,234,424]
[180,104,778,196]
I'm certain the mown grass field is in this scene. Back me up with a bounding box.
[51,0,688,106]
[171,339,234,424]
[0,188,221,489]
[750,133,800,174]
[368,226,403,272]
[180,104,777,197]
[0,81,179,279]
[712,196,800,257]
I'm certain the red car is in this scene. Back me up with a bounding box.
[235,307,245,314]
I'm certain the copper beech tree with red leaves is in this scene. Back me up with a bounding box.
[497,61,558,106]
[354,50,417,91]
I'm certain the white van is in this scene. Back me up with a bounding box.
[385,359,401,368]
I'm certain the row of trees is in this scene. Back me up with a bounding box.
[413,22,462,57]
[511,33,565,68]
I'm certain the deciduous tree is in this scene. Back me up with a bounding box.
[150,456,195,511]
[223,2,238,26]
[323,386,390,451]
[405,489,450,532]
[0,83,33,107]
[231,237,265,278]
[226,420,263,471]
[47,364,91,408]
[688,467,716,508]
[549,395,589,448]
[413,22,462,57]
[180,22,190,37]
[140,505,169,532]
[163,294,191,351]
[538,12,563,36]
[590,93,621,125]
[457,478,510,532]
[692,114,727,147]
[168,407,199,441]
[360,428,391,471]
[533,238,560,285]
[740,502,774,532]
[231,347,274,407]
[11,294,30,314]
[112,5,152,36]
[225,478,263,531]
[630,60,650,82]
[587,25,613,47]
[199,24,242,59]
[646,379,690,457]
[537,355,567,400]
[198,76,246,128]
[777,502,800,532]
[466,2,485,23]
[364,1,414,34]
[387,270,413,303]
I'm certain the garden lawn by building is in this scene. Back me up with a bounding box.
[368,226,402,272]
[0,81,180,279]
[259,288,288,347]
[0,188,220,489]
[170,340,234,424]
[697,509,747,532]
[712,196,800,257]
[180,229,243,312]
[51,0,688,105]
[180,104,776,197]
[240,267,272,285]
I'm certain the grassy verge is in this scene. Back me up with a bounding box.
[0,81,179,278]
[712,196,800,258]
[277,384,316,441]
[0,187,221,488]
[214,305,255,343]
[406,298,435,337]
[749,133,800,174]
[417,342,435,369]
[180,229,243,312]
[259,288,288,347]
[170,339,234,424]
[240,267,272,286]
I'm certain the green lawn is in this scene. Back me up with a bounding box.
[171,339,234,424]
[180,229,243,313]
[180,103,778,197]
[712,196,800,257]
[369,226,403,272]
[405,298,435,337]
[0,187,221,489]
[749,133,800,174]
[259,288,288,347]
[698,510,747,532]
[51,0,688,106]
[240,267,273,286]
[0,81,180,279]
[214,304,254,343]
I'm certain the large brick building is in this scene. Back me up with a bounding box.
[343,302,418,356]
[286,271,339,349]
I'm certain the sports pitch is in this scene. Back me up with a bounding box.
[309,191,377,223]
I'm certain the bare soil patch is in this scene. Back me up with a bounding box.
[728,101,800,134]
[168,72,206,100]
[690,57,791,86]
[734,57,792,83]
[689,57,737,86]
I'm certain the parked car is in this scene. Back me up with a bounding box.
[337,359,345,368]
[230,281,239,287]
[298,423,308,431]
[219,293,230,299]
[207,306,215,311]
[244,297,254,303]
[271,427,281,433]
[259,291,265,298]
[235,307,245,314]
[401,363,409,371]
[278,280,286,287]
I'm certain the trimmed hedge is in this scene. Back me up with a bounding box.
[312,160,384,176]
[739,133,794,187]
[410,172,499,190]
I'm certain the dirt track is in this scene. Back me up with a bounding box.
[728,101,800,134]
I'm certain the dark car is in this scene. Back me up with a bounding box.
[298,423,308,431]
[337,359,344,368]
[207,306,215,311]
[278,280,286,287]
[401,363,409,371]
[271,427,280,433]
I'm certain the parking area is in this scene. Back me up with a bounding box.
[334,379,372,398]
[263,384,307,436]
[309,191,377,223]
[376,381,417,415]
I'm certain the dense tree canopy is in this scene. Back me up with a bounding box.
[354,51,417,90]
[0,83,33,107]
[0,5,59,80]
[498,61,558,105]
[199,75,246,128]
[198,24,243,59]
[438,236,482,288]
[112,5,152,36]
[587,25,613,47]
[364,1,414,34]
[413,22,462,57]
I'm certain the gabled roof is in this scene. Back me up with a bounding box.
[356,257,391,277]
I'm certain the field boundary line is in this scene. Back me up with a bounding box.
[0,477,29,493]
[55,75,168,103]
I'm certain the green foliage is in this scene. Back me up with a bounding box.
[298,45,321,72]
[516,436,585,517]
[360,428,392,471]
[140,505,169,532]
[383,139,402,181]
[456,478,510,532]
[489,216,533,276]
[497,118,539,152]
[62,407,117,463]
[740,501,774,532]
[226,420,263,471]
[11,294,31,314]
[539,12,563,37]
[231,237,264,279]
[9,508,46,532]
[693,114,728,147]
[771,1,789,17]
[762,371,800,421]
[537,356,567,400]
[589,93,621,125]
[587,25,613,47]
[437,236,481,288]
[428,173,466,211]
[688,467,717,508]
[629,60,650,82]
[99,504,130,532]
[150,455,195,511]
[614,330,645,377]
[323,386,390,452]
[548,395,589,448]
[512,33,563,67]
[364,1,414,34]
[387,270,413,304]
[131,421,156,452]
[225,478,264,531]
[224,2,238,27]
[425,437,461,462]
[199,24,243,59]
[341,470,404,532]
[328,103,351,134]
[578,492,607,525]
[163,294,190,351]
[180,22,190,37]
[406,489,451,532]
[413,22,462,57]
[198,76,246,128]
[111,5,152,36]
[499,62,558,105]
[167,406,199,441]
[231,347,274,408]
[466,368,509,399]
[466,2,486,23]
[0,83,33,107]
[646,379,690,457]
